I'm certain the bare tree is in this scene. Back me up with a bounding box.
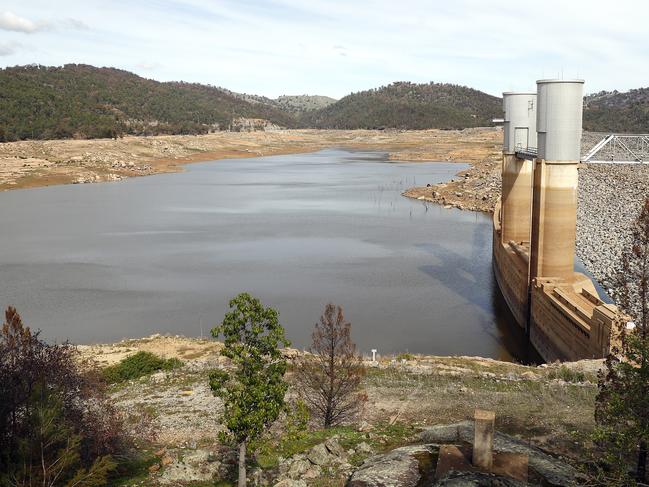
[295,304,366,428]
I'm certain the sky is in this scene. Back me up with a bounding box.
[0,0,647,99]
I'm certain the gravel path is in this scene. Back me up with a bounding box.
[576,163,649,307]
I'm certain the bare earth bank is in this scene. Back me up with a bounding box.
[0,128,500,192]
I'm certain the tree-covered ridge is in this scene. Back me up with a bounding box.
[583,87,649,133]
[298,82,502,130]
[0,64,296,141]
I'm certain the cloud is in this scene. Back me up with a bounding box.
[63,18,89,30]
[136,62,162,71]
[0,42,19,56]
[0,11,47,33]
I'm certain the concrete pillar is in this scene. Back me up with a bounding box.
[473,409,495,471]
[529,79,583,280]
[529,161,578,279]
[501,154,533,245]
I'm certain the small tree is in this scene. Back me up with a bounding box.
[296,303,366,428]
[209,293,289,487]
[595,197,649,484]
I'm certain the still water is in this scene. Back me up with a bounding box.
[0,149,531,361]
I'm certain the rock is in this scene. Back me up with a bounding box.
[325,437,346,458]
[356,442,373,455]
[419,422,579,486]
[273,480,307,487]
[302,465,322,479]
[307,443,331,466]
[287,458,311,479]
[148,463,160,473]
[434,470,527,486]
[358,421,374,432]
[347,445,431,487]
[161,454,174,466]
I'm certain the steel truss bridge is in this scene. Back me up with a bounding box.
[513,134,649,164]
[582,134,649,163]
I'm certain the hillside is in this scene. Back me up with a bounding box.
[583,87,649,132]
[299,82,502,130]
[0,64,296,141]
[276,94,337,112]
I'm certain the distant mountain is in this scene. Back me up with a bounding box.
[0,64,296,141]
[1,64,646,142]
[275,95,337,113]
[583,88,649,133]
[299,82,502,130]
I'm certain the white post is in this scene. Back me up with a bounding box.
[371,349,377,362]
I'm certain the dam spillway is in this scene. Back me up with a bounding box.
[493,79,629,362]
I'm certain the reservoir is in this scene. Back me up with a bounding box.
[0,149,530,361]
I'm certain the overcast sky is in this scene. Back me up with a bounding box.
[0,0,647,99]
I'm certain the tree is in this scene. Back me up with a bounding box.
[0,307,124,486]
[209,293,290,487]
[595,197,649,484]
[295,303,366,428]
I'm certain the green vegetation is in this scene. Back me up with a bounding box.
[594,197,649,484]
[0,307,133,486]
[209,292,290,487]
[547,365,588,383]
[255,421,415,469]
[2,65,646,141]
[396,352,416,361]
[298,81,501,130]
[0,64,296,141]
[584,88,649,133]
[103,351,183,384]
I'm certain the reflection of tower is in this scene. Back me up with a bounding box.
[529,80,583,280]
[501,93,536,246]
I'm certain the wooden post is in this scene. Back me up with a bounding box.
[473,409,495,471]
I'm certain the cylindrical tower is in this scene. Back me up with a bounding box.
[501,93,536,245]
[530,79,584,279]
[503,92,537,154]
[536,80,584,161]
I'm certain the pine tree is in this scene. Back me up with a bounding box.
[295,303,366,428]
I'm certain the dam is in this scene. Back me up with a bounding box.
[493,79,630,362]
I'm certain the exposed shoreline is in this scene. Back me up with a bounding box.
[0,128,500,192]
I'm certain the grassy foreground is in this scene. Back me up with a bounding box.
[79,335,601,485]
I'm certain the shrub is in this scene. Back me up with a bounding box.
[103,351,183,384]
[0,306,130,485]
[547,365,586,383]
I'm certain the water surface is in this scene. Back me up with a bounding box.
[0,149,530,360]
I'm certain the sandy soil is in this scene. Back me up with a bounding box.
[0,128,501,192]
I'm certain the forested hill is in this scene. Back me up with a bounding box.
[583,88,649,133]
[0,64,296,141]
[298,82,502,130]
[1,64,647,142]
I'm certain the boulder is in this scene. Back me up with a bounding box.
[419,422,580,486]
[287,458,311,479]
[273,480,307,487]
[434,470,527,486]
[325,437,347,458]
[347,445,432,487]
[307,443,331,466]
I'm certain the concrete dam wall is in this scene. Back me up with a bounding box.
[492,80,629,362]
